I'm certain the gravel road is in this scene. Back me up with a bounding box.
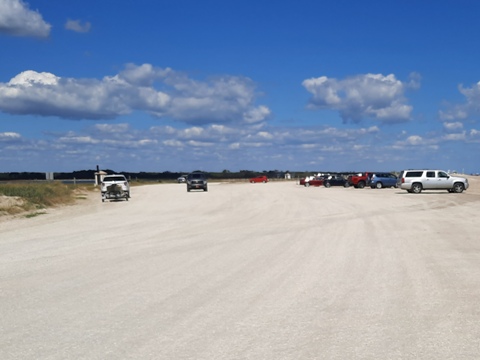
[1,178,480,359]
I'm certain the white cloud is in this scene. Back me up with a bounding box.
[0,64,270,125]
[163,139,183,147]
[0,70,133,119]
[0,131,21,141]
[405,135,423,145]
[439,109,467,121]
[8,70,59,86]
[4,116,474,172]
[58,135,99,144]
[302,73,414,123]
[0,0,51,37]
[65,19,91,33]
[243,105,271,124]
[256,131,274,139]
[439,81,480,121]
[443,132,466,141]
[443,122,463,131]
[186,140,213,147]
[93,123,130,133]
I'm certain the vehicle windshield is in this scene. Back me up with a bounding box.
[105,176,126,181]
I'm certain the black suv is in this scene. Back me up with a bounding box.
[186,172,208,192]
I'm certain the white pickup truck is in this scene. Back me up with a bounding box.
[101,174,130,202]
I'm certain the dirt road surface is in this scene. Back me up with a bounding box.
[1,178,480,359]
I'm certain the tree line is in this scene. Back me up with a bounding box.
[0,169,295,181]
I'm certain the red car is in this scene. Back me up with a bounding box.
[250,175,269,183]
[302,176,325,187]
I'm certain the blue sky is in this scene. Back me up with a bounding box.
[1,0,480,173]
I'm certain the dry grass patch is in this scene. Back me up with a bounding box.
[0,182,93,217]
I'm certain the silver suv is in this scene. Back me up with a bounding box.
[398,170,469,194]
[186,172,208,192]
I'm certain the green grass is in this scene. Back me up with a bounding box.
[0,182,93,216]
[24,212,46,218]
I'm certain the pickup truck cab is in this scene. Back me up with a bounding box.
[347,172,372,188]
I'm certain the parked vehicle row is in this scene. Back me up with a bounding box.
[301,169,470,194]
[183,172,270,192]
[100,169,469,201]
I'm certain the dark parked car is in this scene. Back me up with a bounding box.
[323,175,349,188]
[367,172,398,189]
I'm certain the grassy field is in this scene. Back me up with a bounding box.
[0,181,93,217]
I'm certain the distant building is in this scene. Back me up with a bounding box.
[94,170,107,186]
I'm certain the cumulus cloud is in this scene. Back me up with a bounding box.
[0,131,21,141]
[0,64,270,124]
[405,135,423,145]
[439,81,480,121]
[0,0,51,38]
[65,19,91,33]
[302,73,414,123]
[443,121,463,132]
[442,132,466,141]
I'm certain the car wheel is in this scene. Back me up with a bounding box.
[187,187,191,192]
[325,182,331,188]
[358,181,365,189]
[305,182,310,187]
[453,183,464,193]
[204,187,208,192]
[376,182,383,189]
[411,183,422,194]
[344,182,350,188]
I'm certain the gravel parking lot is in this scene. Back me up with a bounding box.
[1,177,480,359]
